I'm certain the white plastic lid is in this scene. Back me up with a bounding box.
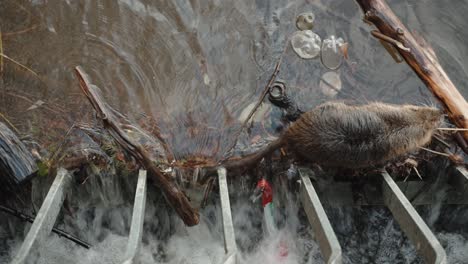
[291,30,321,59]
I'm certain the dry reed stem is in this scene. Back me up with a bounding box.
[0,29,3,76]
[0,52,41,81]
[0,112,19,134]
[3,24,39,38]
[436,127,468,131]
[418,146,451,157]
[222,42,289,158]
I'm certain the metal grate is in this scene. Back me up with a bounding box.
[10,166,467,264]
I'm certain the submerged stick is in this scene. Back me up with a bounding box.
[0,205,91,249]
[355,0,468,141]
[223,44,288,159]
[74,67,199,226]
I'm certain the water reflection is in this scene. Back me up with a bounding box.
[2,0,468,160]
[1,0,468,263]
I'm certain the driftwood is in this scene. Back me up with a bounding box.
[74,67,199,226]
[0,122,37,187]
[355,0,468,142]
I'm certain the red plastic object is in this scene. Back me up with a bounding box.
[256,178,273,207]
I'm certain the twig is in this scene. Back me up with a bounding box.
[0,28,3,76]
[412,166,423,180]
[3,91,63,114]
[371,30,410,52]
[0,112,19,134]
[223,44,288,158]
[356,0,468,142]
[0,52,42,81]
[0,205,91,249]
[3,24,39,38]
[432,133,451,149]
[48,123,76,167]
[436,127,468,131]
[418,146,450,157]
[75,66,199,226]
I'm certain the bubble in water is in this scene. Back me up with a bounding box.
[291,30,321,59]
[321,35,345,70]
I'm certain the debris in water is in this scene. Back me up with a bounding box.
[291,30,321,59]
[319,71,342,97]
[295,12,315,31]
[0,121,37,187]
[321,35,345,70]
[27,100,45,111]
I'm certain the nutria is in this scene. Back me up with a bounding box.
[223,101,442,169]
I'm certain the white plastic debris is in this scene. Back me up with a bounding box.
[291,30,321,59]
[296,12,315,30]
[27,100,45,111]
[319,71,342,98]
[321,35,345,70]
[238,102,271,123]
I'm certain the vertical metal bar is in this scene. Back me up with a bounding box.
[381,170,447,264]
[11,168,71,264]
[298,168,342,264]
[217,167,237,263]
[122,170,147,264]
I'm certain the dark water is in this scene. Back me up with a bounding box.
[1,0,467,160]
[1,0,468,263]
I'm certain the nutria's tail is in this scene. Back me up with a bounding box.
[221,138,285,170]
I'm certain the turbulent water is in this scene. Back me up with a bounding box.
[1,0,468,263]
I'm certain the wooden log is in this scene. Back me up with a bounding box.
[355,0,468,141]
[0,122,37,187]
[74,67,199,226]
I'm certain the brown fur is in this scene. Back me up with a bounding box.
[221,101,442,171]
[284,102,441,168]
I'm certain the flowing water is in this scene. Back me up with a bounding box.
[1,0,468,263]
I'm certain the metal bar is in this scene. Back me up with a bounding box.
[122,170,147,264]
[381,170,447,264]
[11,168,72,264]
[298,168,342,264]
[217,167,237,263]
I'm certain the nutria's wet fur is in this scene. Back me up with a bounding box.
[284,102,442,168]
[221,101,442,170]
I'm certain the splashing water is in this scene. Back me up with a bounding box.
[1,0,468,263]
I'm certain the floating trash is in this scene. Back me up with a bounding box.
[319,71,342,98]
[296,12,315,30]
[238,102,271,123]
[321,35,345,70]
[291,30,321,59]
